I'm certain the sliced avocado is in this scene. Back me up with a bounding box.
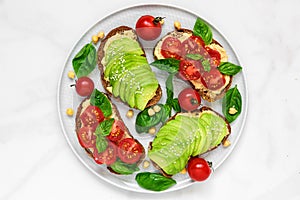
[135,83,158,110]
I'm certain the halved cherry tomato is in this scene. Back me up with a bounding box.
[80,105,105,131]
[201,69,226,90]
[161,37,182,60]
[187,157,212,181]
[181,36,206,57]
[77,127,96,148]
[179,60,202,80]
[205,47,221,66]
[178,88,201,111]
[118,138,143,164]
[107,120,125,143]
[93,142,117,165]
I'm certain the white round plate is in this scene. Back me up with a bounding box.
[57,4,248,193]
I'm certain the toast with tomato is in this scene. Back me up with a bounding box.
[97,26,162,110]
[75,89,145,174]
[153,29,232,102]
[148,106,231,176]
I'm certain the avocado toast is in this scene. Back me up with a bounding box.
[97,26,162,110]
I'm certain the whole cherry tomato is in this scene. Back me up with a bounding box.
[178,88,201,111]
[187,157,212,181]
[135,15,163,41]
[75,76,94,97]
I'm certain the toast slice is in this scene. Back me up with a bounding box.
[75,89,145,174]
[97,26,162,110]
[153,29,232,102]
[148,106,231,176]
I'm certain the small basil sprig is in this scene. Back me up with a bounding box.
[90,89,112,117]
[110,159,139,175]
[150,58,180,74]
[193,18,213,45]
[72,43,97,78]
[218,62,242,75]
[186,54,211,72]
[135,172,176,192]
[165,74,181,113]
[222,85,242,123]
[96,118,115,136]
[94,133,108,153]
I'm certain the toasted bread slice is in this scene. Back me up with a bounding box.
[153,29,232,102]
[97,26,162,110]
[148,106,231,176]
[75,92,145,174]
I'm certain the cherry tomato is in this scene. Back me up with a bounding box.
[77,127,96,148]
[93,142,117,165]
[161,37,182,60]
[118,138,144,164]
[135,15,163,41]
[107,120,125,143]
[201,69,226,91]
[180,36,206,58]
[205,47,221,66]
[187,157,212,181]
[178,88,201,111]
[179,60,202,80]
[80,105,105,131]
[75,77,94,97]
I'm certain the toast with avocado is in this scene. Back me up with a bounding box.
[75,89,145,174]
[153,28,232,102]
[97,26,162,110]
[148,106,231,176]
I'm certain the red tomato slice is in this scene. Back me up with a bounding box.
[107,120,125,143]
[80,105,105,131]
[179,60,202,80]
[201,69,226,90]
[205,47,221,67]
[161,37,182,60]
[93,142,117,165]
[180,36,206,57]
[77,127,96,148]
[117,138,144,164]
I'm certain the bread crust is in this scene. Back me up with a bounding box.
[75,94,145,174]
[97,26,162,109]
[153,29,233,102]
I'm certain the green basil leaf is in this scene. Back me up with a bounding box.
[95,133,108,153]
[110,159,139,175]
[135,105,164,133]
[218,62,242,75]
[135,172,176,192]
[193,18,213,45]
[161,104,172,122]
[202,59,211,72]
[96,118,115,136]
[166,73,175,103]
[186,54,204,61]
[222,85,242,123]
[72,43,96,78]
[90,89,112,117]
[150,58,180,74]
[171,98,181,113]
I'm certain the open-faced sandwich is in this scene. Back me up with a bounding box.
[153,19,236,102]
[97,26,162,110]
[75,89,145,174]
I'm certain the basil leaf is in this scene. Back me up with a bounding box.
[135,172,176,192]
[96,118,115,136]
[161,104,172,122]
[218,62,242,75]
[135,105,164,133]
[171,98,181,113]
[90,89,112,117]
[150,58,180,74]
[95,133,108,153]
[186,54,204,61]
[222,85,242,123]
[202,59,211,72]
[110,159,139,175]
[166,74,175,104]
[193,18,213,45]
[72,43,96,78]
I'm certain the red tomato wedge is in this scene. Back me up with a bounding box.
[179,60,202,80]
[80,105,105,131]
[161,37,182,60]
[93,142,117,165]
[180,35,206,57]
[107,120,125,143]
[77,127,96,148]
[201,69,226,90]
[117,138,144,164]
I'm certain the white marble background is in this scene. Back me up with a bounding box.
[1,0,300,199]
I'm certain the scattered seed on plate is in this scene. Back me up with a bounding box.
[66,108,74,116]
[148,127,156,135]
[174,21,181,30]
[97,31,105,39]
[126,109,134,118]
[68,71,75,79]
[92,35,99,44]
[143,160,150,169]
[223,139,231,147]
